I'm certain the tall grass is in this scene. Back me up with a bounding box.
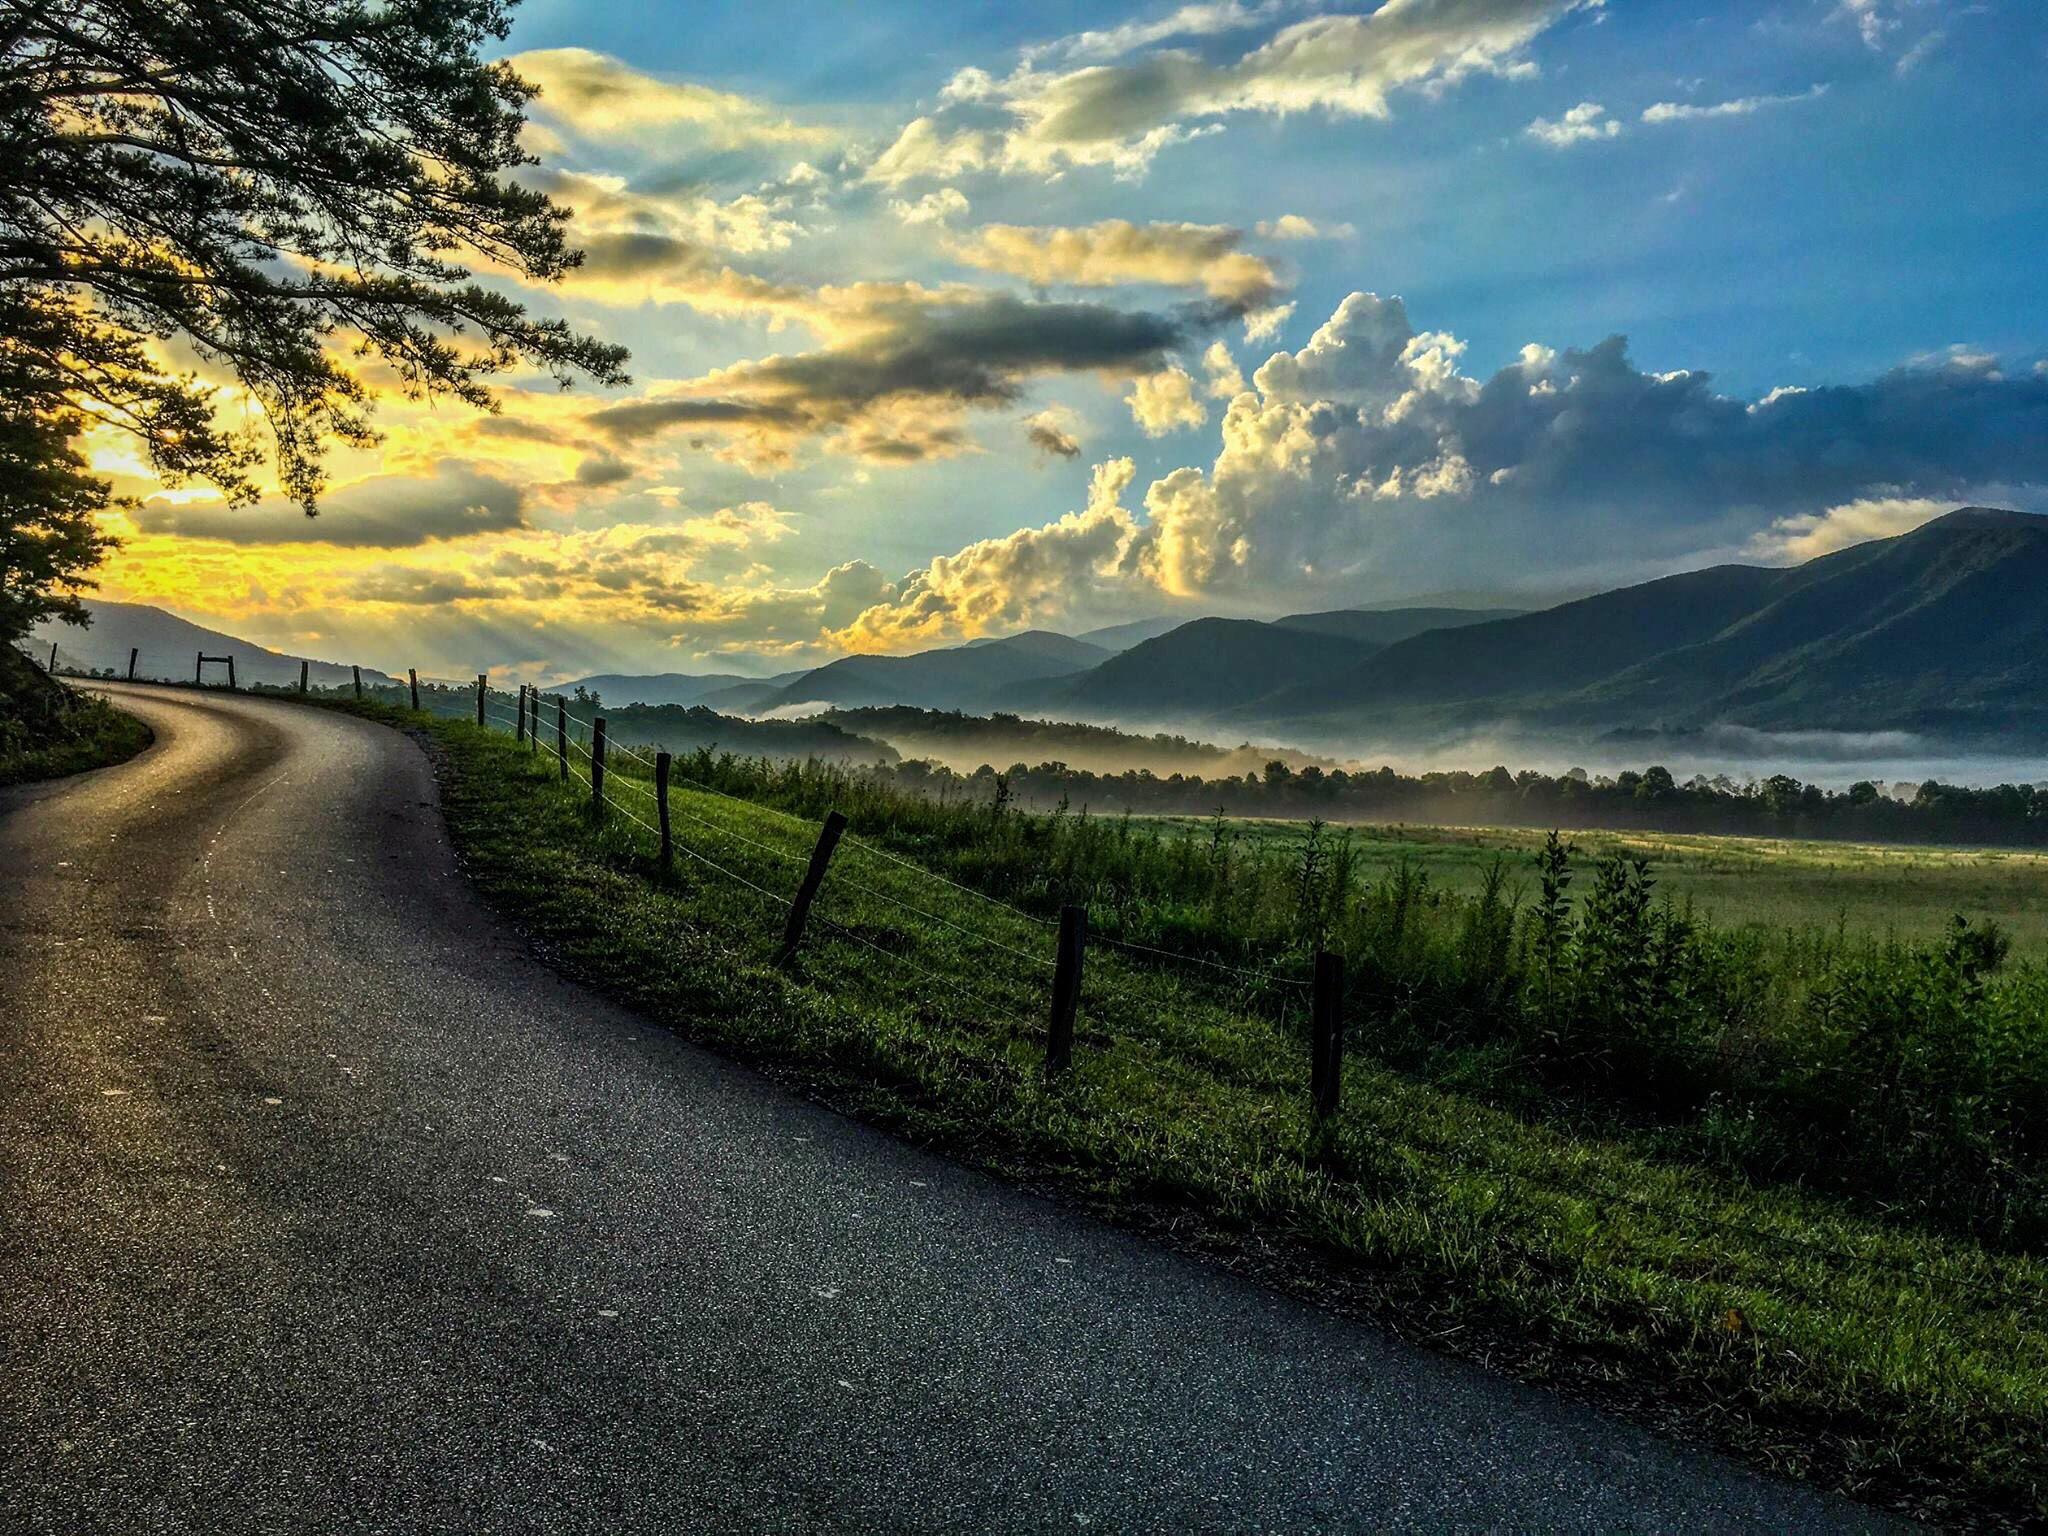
[654,746,2048,1250]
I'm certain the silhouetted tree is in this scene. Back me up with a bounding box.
[0,0,629,642]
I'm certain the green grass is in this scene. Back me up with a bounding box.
[1155,816,2048,950]
[0,683,151,787]
[305,694,2043,1526]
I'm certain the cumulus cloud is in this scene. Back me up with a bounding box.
[830,458,1144,649]
[946,219,1280,309]
[867,0,1596,182]
[1641,84,1827,123]
[1525,101,1619,146]
[816,292,2048,638]
[890,187,971,226]
[1203,339,1247,397]
[1744,496,1952,562]
[1128,368,1209,436]
[130,464,527,548]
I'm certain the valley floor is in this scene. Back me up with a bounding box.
[1151,816,2048,950]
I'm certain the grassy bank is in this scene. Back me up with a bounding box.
[310,692,2041,1525]
[0,654,151,787]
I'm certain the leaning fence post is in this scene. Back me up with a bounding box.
[408,667,419,710]
[1046,904,1087,1074]
[1310,949,1347,1119]
[516,684,528,744]
[298,659,309,694]
[194,651,203,685]
[127,647,138,681]
[654,751,674,872]
[776,810,847,965]
[555,697,567,780]
[48,641,58,674]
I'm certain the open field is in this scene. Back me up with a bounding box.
[1147,816,2048,951]
[247,685,2048,1525]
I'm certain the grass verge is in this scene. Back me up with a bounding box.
[0,667,151,788]
[342,696,2047,1525]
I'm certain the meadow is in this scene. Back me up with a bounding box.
[1156,817,2048,949]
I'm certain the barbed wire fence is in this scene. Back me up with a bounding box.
[58,651,2048,1306]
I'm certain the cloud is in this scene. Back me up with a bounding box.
[868,0,1597,182]
[890,187,971,227]
[1024,407,1083,459]
[1022,2,1285,66]
[1203,339,1247,397]
[830,459,1144,649]
[945,219,1280,308]
[510,48,829,149]
[1525,101,1619,146]
[1744,496,1950,562]
[591,293,1191,468]
[130,464,527,548]
[1255,213,1353,240]
[1641,84,1827,122]
[1128,368,1209,436]
[819,292,2048,638]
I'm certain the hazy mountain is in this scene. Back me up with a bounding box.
[28,600,392,689]
[1251,508,2048,744]
[1271,606,1525,646]
[562,669,807,708]
[1008,617,1382,721]
[1073,615,1192,652]
[758,630,1108,713]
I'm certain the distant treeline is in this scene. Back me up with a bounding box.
[870,755,2048,848]
[584,700,900,766]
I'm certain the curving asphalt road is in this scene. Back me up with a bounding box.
[0,683,1891,1534]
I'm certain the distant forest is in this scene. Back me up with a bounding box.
[870,755,2048,848]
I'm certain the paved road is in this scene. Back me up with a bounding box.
[0,684,1889,1533]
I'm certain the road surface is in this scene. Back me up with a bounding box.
[0,684,1889,1533]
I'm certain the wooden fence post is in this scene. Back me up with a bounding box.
[352,665,362,698]
[408,668,419,710]
[516,684,528,744]
[298,659,309,694]
[1310,949,1347,1119]
[127,647,138,681]
[48,641,58,673]
[555,697,567,780]
[194,651,203,685]
[589,717,608,814]
[776,810,847,965]
[226,655,236,690]
[475,673,486,728]
[1046,904,1087,1074]
[654,751,674,872]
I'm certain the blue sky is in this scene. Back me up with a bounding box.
[106,0,2048,680]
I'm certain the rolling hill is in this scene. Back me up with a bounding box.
[756,630,1108,713]
[1249,507,2048,744]
[1270,605,1525,646]
[561,669,809,708]
[28,601,394,689]
[1005,617,1383,721]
